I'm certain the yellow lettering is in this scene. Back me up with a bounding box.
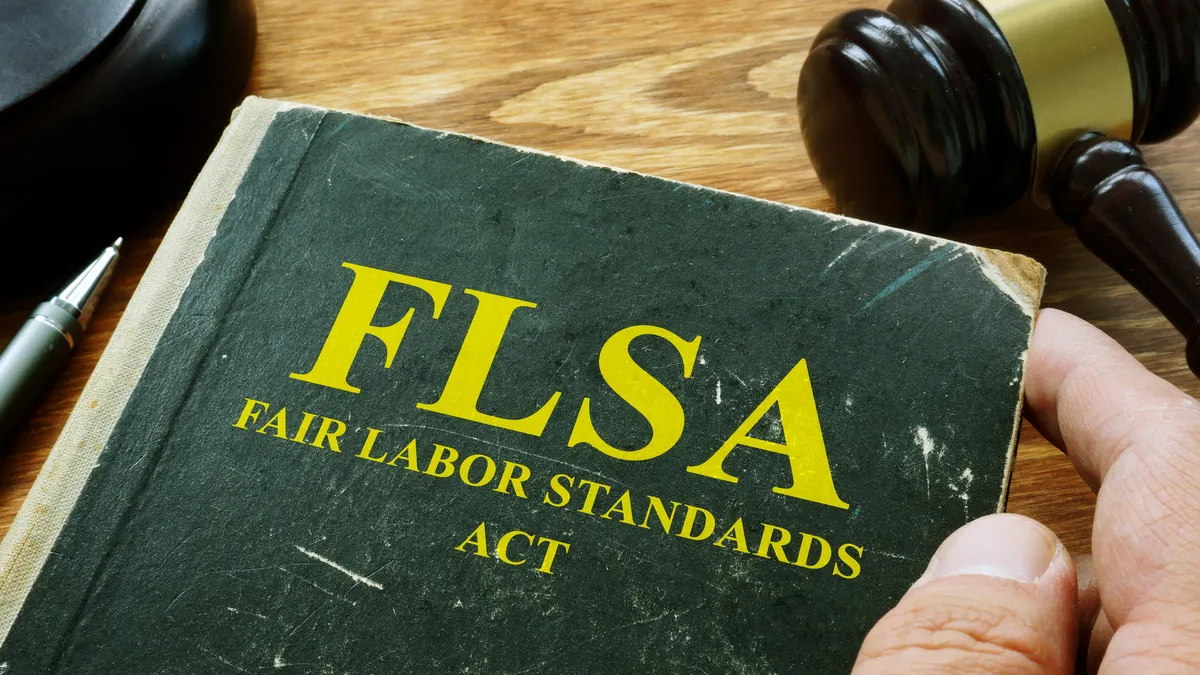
[576,479,611,515]
[713,517,750,553]
[459,453,497,487]
[256,407,289,439]
[756,523,792,562]
[455,522,489,558]
[233,398,269,429]
[832,543,864,579]
[497,530,533,566]
[543,474,575,508]
[794,532,832,570]
[494,462,531,499]
[311,417,346,452]
[290,263,452,393]
[638,496,681,534]
[600,490,636,525]
[291,411,318,444]
[425,444,459,478]
[534,537,571,574]
[386,439,419,470]
[687,359,849,509]
[676,505,715,541]
[355,428,387,462]
[568,326,701,461]
[416,289,561,436]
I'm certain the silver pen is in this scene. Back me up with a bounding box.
[0,239,122,443]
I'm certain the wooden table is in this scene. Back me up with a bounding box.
[4,0,1199,556]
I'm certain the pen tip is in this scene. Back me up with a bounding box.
[112,237,123,252]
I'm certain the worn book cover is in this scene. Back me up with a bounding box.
[0,97,1043,673]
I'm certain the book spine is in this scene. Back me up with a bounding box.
[0,97,283,644]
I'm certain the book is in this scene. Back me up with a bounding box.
[0,97,1043,673]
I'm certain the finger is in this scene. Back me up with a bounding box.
[1022,309,1200,670]
[1023,309,1132,453]
[1074,555,1101,674]
[854,514,1077,674]
[1075,555,1100,631]
[1024,308,1198,491]
[1085,611,1113,675]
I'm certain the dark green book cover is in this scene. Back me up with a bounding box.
[0,97,1043,673]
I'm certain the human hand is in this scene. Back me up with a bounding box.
[852,308,1200,674]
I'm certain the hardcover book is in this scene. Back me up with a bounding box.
[0,97,1043,673]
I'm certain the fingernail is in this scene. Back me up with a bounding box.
[923,514,1058,584]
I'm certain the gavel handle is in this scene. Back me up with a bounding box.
[1051,133,1200,377]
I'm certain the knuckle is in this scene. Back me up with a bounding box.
[856,589,1058,674]
[1093,389,1200,460]
[1101,620,1200,673]
[1106,431,1200,552]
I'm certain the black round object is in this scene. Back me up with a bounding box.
[798,0,1034,232]
[1106,0,1200,143]
[0,0,139,111]
[0,0,256,260]
[798,0,1200,232]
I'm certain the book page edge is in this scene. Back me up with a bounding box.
[0,96,283,643]
[993,261,1046,514]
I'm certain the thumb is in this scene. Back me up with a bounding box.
[854,514,1078,674]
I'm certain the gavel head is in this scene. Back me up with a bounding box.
[798,0,1200,231]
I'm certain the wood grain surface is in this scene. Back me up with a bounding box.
[5,0,1200,558]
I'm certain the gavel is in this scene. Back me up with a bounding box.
[797,0,1200,374]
